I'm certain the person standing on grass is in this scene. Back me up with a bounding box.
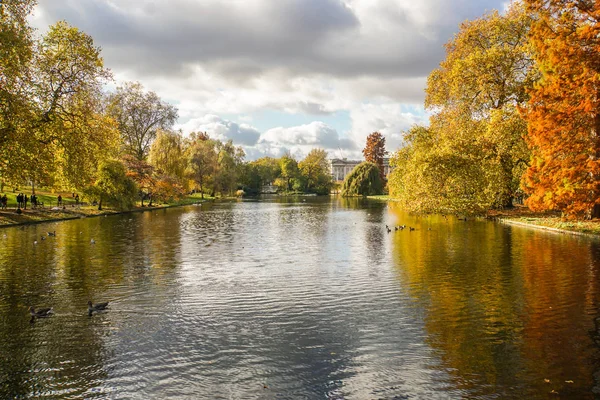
[23,194,28,210]
[57,194,62,206]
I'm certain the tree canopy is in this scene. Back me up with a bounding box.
[108,82,178,161]
[363,132,387,183]
[388,2,534,214]
[341,162,383,197]
[521,0,600,218]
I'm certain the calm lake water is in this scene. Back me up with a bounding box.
[1,197,599,399]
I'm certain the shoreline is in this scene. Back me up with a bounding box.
[497,218,600,238]
[0,200,209,229]
[4,195,600,238]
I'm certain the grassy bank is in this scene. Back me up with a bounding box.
[489,206,600,236]
[366,195,391,201]
[0,190,212,228]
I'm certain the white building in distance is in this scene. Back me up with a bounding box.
[329,158,392,182]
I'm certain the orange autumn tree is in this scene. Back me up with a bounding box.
[363,132,387,184]
[522,0,600,218]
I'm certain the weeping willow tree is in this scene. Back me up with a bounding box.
[341,162,383,197]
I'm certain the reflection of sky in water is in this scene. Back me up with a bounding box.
[0,197,599,399]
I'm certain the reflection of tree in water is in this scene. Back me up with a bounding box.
[0,209,186,398]
[390,215,600,399]
[0,224,110,398]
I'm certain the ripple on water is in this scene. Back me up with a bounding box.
[0,199,599,399]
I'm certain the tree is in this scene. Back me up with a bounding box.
[186,133,216,198]
[341,162,383,197]
[122,154,155,206]
[148,129,186,182]
[279,154,300,192]
[363,132,387,183]
[1,18,118,189]
[388,3,534,214]
[107,81,178,160]
[427,3,534,209]
[388,125,501,214]
[521,0,600,218]
[87,160,137,210]
[298,148,333,195]
[0,0,36,185]
[214,140,245,196]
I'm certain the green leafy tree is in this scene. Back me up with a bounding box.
[279,154,299,192]
[107,81,178,160]
[185,133,216,198]
[87,160,137,210]
[341,162,383,196]
[214,140,245,196]
[299,148,333,195]
[148,129,186,181]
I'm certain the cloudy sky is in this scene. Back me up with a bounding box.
[31,0,509,160]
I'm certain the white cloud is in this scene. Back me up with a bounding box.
[175,115,261,146]
[31,0,509,160]
[349,103,429,153]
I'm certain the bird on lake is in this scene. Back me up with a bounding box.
[33,240,37,245]
[409,227,415,231]
[90,238,95,244]
[47,231,56,236]
[29,306,53,318]
[41,236,46,240]
[88,301,109,315]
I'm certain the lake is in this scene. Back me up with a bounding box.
[1,197,599,399]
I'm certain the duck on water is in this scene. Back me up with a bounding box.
[88,301,109,316]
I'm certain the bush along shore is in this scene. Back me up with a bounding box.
[0,190,211,228]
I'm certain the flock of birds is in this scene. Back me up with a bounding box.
[32,230,96,245]
[28,229,105,322]
[385,224,418,233]
[28,301,109,322]
[384,215,467,234]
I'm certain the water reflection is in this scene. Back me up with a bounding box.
[0,198,598,398]
[388,202,600,398]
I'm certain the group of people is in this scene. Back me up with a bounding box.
[0,192,82,212]
[16,193,41,209]
[0,193,44,211]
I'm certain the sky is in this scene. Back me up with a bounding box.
[31,0,510,161]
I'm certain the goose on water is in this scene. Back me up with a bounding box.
[88,301,109,315]
[47,231,56,236]
[29,306,53,318]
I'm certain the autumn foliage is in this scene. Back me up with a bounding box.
[363,132,387,183]
[520,0,600,218]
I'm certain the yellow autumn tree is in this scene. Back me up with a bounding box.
[389,2,534,214]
